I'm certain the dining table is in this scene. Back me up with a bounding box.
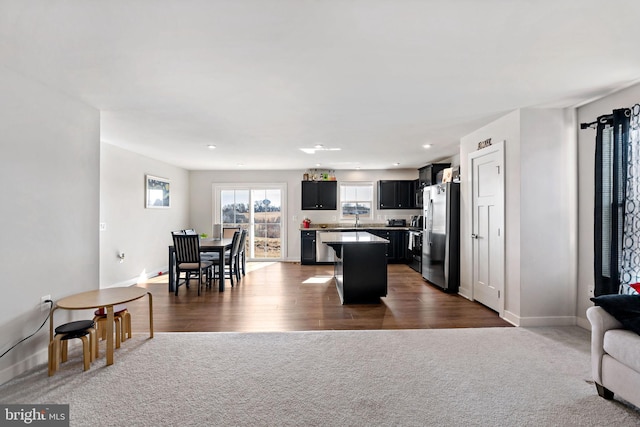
[50,286,153,366]
[168,237,234,293]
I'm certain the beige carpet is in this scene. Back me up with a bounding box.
[1,327,639,426]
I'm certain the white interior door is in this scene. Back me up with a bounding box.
[469,142,504,313]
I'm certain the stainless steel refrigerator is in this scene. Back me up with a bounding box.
[422,182,460,292]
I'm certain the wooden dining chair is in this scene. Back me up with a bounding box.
[223,226,241,239]
[172,230,200,284]
[178,229,211,280]
[237,229,247,277]
[172,234,214,296]
[213,231,242,287]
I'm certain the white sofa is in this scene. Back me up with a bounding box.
[587,306,640,408]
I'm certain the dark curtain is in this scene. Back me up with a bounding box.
[594,108,630,296]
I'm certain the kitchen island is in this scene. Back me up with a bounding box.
[322,231,389,304]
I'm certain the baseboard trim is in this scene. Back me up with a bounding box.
[576,316,591,330]
[457,287,473,301]
[0,348,48,386]
[104,265,168,288]
[502,312,577,327]
[104,260,301,288]
[503,311,520,326]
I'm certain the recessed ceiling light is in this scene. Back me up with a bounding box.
[207,144,216,149]
[393,162,400,166]
[423,144,432,149]
[314,144,324,149]
[300,147,341,154]
[315,163,321,167]
[237,163,244,167]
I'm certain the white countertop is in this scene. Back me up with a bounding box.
[319,231,389,244]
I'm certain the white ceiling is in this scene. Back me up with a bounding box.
[2,0,640,170]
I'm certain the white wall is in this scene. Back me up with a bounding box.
[576,82,640,328]
[0,66,100,383]
[519,109,577,323]
[100,143,190,287]
[189,169,425,261]
[460,110,521,315]
[460,108,577,326]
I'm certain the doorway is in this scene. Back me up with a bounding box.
[215,184,286,261]
[468,141,505,314]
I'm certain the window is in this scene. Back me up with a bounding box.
[251,188,282,259]
[216,185,286,260]
[339,182,373,219]
[592,107,639,296]
[221,189,250,225]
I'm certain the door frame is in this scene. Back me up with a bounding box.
[213,183,287,261]
[467,141,505,317]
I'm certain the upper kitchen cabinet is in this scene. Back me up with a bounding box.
[418,163,450,187]
[378,180,416,209]
[301,181,337,210]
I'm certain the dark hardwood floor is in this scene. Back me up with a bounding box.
[127,262,512,333]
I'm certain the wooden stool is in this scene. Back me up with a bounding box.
[93,305,132,352]
[48,320,97,376]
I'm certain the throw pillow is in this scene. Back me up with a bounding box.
[631,283,640,293]
[591,294,640,336]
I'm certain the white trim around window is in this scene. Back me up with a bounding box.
[212,183,287,261]
[338,181,374,220]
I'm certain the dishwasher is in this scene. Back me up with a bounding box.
[315,231,336,263]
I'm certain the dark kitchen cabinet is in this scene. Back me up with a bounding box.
[399,231,411,263]
[301,228,411,266]
[391,230,408,263]
[378,181,396,209]
[418,163,450,188]
[369,229,406,263]
[301,181,337,210]
[369,229,389,258]
[378,180,415,209]
[301,230,316,264]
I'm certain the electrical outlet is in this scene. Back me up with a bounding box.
[40,295,51,312]
[99,222,107,231]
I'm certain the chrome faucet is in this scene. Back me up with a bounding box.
[355,213,360,228]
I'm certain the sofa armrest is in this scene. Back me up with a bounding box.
[586,306,624,384]
[587,305,624,333]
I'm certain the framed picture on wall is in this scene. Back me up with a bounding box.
[146,175,170,208]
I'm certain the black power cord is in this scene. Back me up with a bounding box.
[0,299,53,359]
